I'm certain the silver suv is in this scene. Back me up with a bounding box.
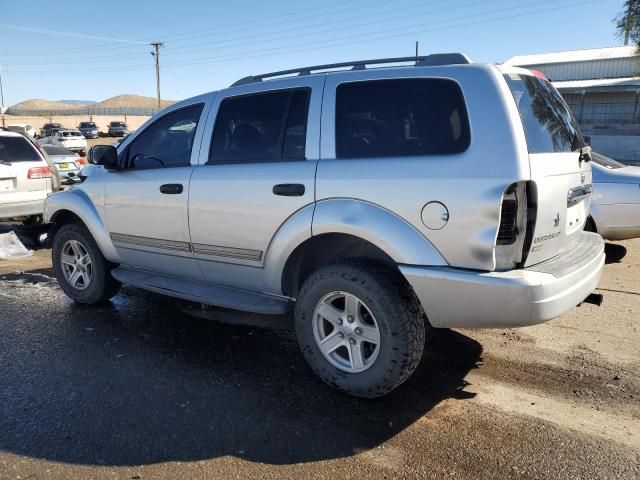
[44,55,604,397]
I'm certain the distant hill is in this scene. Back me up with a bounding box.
[7,94,176,115]
[94,94,174,109]
[59,99,96,105]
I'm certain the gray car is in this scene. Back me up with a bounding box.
[107,121,129,137]
[44,55,604,397]
[587,152,640,240]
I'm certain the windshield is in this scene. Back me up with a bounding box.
[504,74,584,154]
[592,152,626,169]
[111,122,126,127]
[0,136,41,162]
[80,122,96,128]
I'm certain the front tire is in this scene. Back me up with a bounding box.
[52,223,121,304]
[295,260,425,398]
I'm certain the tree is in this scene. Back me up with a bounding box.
[615,0,640,49]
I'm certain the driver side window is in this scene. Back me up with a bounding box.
[126,103,204,169]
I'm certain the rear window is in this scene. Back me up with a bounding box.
[111,122,126,127]
[43,145,74,156]
[335,78,470,159]
[0,136,42,162]
[505,74,584,154]
[80,122,96,128]
[60,131,81,137]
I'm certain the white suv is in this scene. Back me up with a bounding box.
[0,131,52,222]
[44,55,604,397]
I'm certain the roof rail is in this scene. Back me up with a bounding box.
[231,53,471,87]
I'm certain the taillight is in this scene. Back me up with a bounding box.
[495,182,533,271]
[28,166,51,179]
[75,158,88,166]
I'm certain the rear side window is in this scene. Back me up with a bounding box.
[505,74,584,153]
[335,78,470,159]
[126,104,203,169]
[0,136,41,162]
[209,88,310,164]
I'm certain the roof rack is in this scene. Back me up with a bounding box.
[231,53,471,87]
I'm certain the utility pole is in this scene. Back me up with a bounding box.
[415,40,419,58]
[150,42,164,110]
[0,64,5,128]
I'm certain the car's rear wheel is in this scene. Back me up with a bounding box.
[294,260,425,398]
[52,223,121,304]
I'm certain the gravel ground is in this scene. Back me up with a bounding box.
[0,231,638,480]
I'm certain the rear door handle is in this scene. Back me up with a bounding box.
[159,183,183,194]
[273,183,305,197]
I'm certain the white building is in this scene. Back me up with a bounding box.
[505,46,640,162]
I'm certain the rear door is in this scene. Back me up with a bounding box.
[504,73,592,266]
[188,77,322,292]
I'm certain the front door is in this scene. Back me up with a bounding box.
[104,102,207,279]
[188,77,323,292]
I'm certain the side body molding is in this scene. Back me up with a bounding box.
[44,189,119,262]
[261,199,447,295]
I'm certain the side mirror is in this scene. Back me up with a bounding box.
[584,136,591,146]
[88,145,119,169]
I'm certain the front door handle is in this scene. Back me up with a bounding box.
[159,183,183,194]
[273,183,305,197]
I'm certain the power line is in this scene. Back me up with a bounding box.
[5,0,607,76]
[3,0,490,66]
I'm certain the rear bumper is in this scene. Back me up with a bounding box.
[0,199,46,219]
[400,232,605,328]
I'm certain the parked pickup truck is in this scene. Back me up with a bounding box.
[43,54,604,397]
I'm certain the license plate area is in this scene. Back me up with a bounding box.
[566,200,587,235]
[57,163,72,170]
[0,178,16,192]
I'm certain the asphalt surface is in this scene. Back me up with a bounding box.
[0,234,639,479]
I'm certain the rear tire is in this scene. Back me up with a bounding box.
[294,260,425,398]
[52,223,121,304]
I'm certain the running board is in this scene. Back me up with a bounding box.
[111,267,290,315]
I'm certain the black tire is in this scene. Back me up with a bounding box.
[52,223,121,304]
[295,260,425,398]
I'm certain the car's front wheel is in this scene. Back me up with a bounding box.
[52,223,121,304]
[294,260,425,398]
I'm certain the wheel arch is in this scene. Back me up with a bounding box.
[262,199,447,297]
[45,190,119,261]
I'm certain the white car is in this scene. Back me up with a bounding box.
[6,123,36,139]
[39,129,87,156]
[0,131,52,223]
[588,152,640,240]
[41,144,86,186]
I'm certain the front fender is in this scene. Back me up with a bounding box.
[44,189,119,262]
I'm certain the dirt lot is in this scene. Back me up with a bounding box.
[0,230,639,479]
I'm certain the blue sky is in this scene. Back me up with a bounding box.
[0,0,626,106]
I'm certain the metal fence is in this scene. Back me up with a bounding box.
[6,106,164,116]
[566,100,638,124]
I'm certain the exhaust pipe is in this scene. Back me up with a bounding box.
[579,292,604,307]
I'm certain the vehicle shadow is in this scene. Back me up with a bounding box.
[0,222,48,250]
[0,281,481,467]
[604,242,627,264]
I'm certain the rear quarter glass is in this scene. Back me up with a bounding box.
[504,73,584,154]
